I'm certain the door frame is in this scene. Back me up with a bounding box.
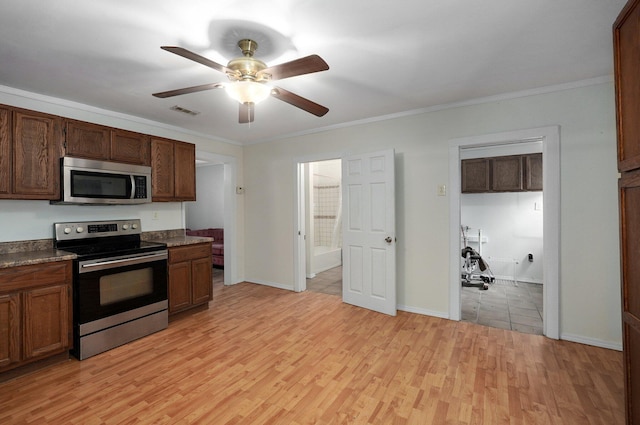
[193,151,239,286]
[448,126,560,339]
[294,152,344,292]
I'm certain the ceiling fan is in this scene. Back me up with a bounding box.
[153,39,329,123]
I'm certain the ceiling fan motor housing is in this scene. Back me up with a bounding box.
[226,39,269,82]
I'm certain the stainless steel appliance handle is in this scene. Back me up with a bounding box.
[130,175,135,199]
[79,251,167,273]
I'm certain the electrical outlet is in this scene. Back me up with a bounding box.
[152,211,159,220]
[437,184,447,196]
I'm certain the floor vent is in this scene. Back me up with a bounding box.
[170,105,200,116]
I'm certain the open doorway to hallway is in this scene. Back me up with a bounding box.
[304,159,343,297]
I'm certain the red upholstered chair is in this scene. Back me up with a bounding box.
[185,228,224,268]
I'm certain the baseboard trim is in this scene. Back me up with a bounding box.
[397,304,449,319]
[560,332,622,351]
[246,279,295,292]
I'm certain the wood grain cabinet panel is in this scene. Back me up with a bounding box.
[525,153,543,191]
[0,261,72,375]
[23,284,68,359]
[615,0,640,172]
[492,155,523,192]
[174,141,196,201]
[0,293,20,369]
[0,106,11,196]
[11,109,61,199]
[151,137,195,202]
[168,243,212,316]
[461,158,490,193]
[63,119,111,160]
[111,129,150,166]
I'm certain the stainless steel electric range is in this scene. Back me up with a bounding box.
[54,219,168,360]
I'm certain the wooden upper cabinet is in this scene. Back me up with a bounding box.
[525,153,543,191]
[151,137,195,202]
[62,120,150,166]
[174,141,196,201]
[462,154,542,193]
[0,106,11,196]
[111,129,150,166]
[150,138,175,200]
[615,0,640,172]
[64,119,110,160]
[461,158,490,193]
[11,108,62,199]
[492,155,523,192]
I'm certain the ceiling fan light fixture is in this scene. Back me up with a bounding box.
[225,81,271,104]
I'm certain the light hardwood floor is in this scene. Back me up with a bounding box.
[0,280,623,424]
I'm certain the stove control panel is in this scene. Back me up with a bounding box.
[54,219,142,241]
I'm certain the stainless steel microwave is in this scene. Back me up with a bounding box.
[52,157,152,205]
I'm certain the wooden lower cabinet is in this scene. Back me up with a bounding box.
[168,243,212,315]
[0,261,72,374]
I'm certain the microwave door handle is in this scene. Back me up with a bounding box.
[130,175,135,199]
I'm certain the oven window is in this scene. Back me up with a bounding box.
[99,268,154,306]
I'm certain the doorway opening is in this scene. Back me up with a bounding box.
[449,126,560,339]
[459,142,544,335]
[303,159,343,297]
[188,151,239,287]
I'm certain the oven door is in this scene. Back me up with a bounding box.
[75,251,168,325]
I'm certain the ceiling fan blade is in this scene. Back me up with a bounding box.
[152,83,223,98]
[161,46,232,75]
[271,87,329,117]
[259,55,329,81]
[239,102,255,124]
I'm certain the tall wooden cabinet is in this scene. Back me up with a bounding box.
[615,1,640,423]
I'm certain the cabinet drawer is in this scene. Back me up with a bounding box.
[169,244,211,264]
[0,262,71,293]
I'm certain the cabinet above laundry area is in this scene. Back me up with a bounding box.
[461,153,542,193]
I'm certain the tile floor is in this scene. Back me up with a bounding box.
[295,266,544,336]
[307,266,342,296]
[461,278,544,335]
[212,267,224,285]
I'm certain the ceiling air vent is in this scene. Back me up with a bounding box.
[170,105,200,116]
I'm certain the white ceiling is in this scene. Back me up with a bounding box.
[0,0,626,145]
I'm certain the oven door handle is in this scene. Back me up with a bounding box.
[79,251,168,273]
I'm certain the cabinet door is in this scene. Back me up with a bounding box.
[64,119,110,160]
[492,155,523,192]
[615,0,640,172]
[192,257,212,305]
[0,293,20,369]
[111,129,150,165]
[12,109,61,199]
[174,141,196,201]
[151,138,175,200]
[23,284,68,359]
[525,153,543,191]
[461,159,490,193]
[168,262,191,314]
[0,106,10,195]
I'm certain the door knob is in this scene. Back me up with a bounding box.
[385,236,393,244]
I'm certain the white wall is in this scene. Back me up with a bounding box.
[185,164,225,230]
[461,191,544,283]
[243,81,621,349]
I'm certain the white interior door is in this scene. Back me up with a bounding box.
[342,149,396,316]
